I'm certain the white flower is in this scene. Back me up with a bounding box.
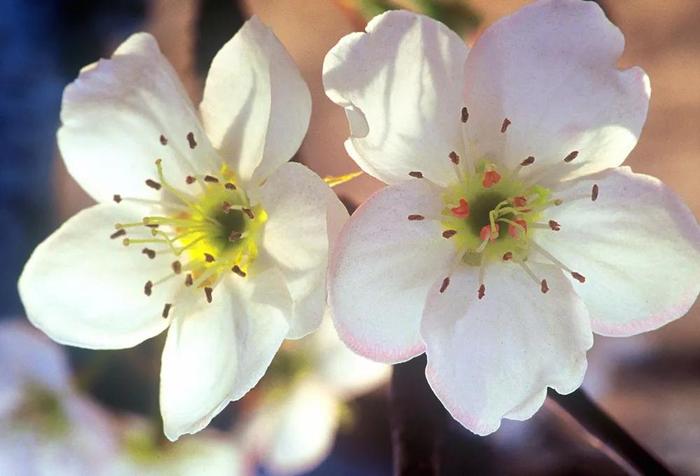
[19,17,347,441]
[240,317,389,475]
[323,1,700,435]
[0,320,119,475]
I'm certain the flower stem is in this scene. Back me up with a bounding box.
[548,388,675,476]
[391,355,447,476]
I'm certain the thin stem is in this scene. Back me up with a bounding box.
[548,388,675,476]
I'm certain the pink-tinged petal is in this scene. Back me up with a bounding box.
[258,163,348,339]
[18,204,177,350]
[58,33,220,203]
[323,11,469,186]
[422,263,592,435]
[160,268,291,441]
[463,0,649,184]
[328,179,455,363]
[200,16,311,185]
[533,167,700,337]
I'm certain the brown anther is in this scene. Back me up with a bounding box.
[185,175,196,184]
[407,214,424,221]
[548,220,561,231]
[501,118,511,133]
[571,272,586,283]
[204,253,215,263]
[171,261,182,274]
[520,156,535,166]
[145,224,159,230]
[242,208,255,219]
[204,175,219,183]
[113,194,122,203]
[563,150,579,163]
[145,179,161,190]
[144,281,153,297]
[122,238,131,246]
[222,201,232,213]
[185,274,193,287]
[591,184,599,202]
[442,229,457,239]
[408,171,424,179]
[439,277,450,293]
[204,287,213,303]
[162,303,172,318]
[503,251,513,261]
[224,182,237,190]
[553,199,563,206]
[461,106,469,123]
[141,248,156,259]
[449,151,460,165]
[232,265,247,278]
[228,231,242,242]
[110,229,126,240]
[159,134,168,145]
[540,279,549,294]
[187,132,197,149]
[478,284,486,300]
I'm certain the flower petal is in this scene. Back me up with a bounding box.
[258,163,348,339]
[200,16,311,185]
[18,204,176,349]
[328,179,455,363]
[533,167,700,336]
[463,0,649,183]
[160,268,291,441]
[323,11,469,186]
[58,33,221,203]
[422,263,592,435]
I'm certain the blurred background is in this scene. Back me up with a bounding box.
[1,0,699,474]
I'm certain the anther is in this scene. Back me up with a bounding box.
[503,251,513,261]
[204,253,215,263]
[409,171,423,179]
[571,272,586,283]
[513,196,528,208]
[449,151,460,165]
[563,150,579,163]
[204,287,213,303]
[145,179,162,190]
[548,220,561,231]
[225,182,237,190]
[171,261,182,274]
[204,175,219,183]
[141,248,156,259]
[540,279,549,294]
[480,224,499,241]
[442,229,457,239]
[110,229,126,240]
[501,118,511,133]
[520,156,535,166]
[507,219,527,238]
[159,134,168,145]
[243,208,255,219]
[162,303,172,318]
[482,170,501,188]
[232,265,247,278]
[408,214,424,221]
[122,238,131,246]
[591,184,599,202]
[144,281,153,296]
[228,231,242,242]
[113,194,122,203]
[461,106,469,123]
[439,277,450,293]
[450,198,470,218]
[222,201,232,213]
[554,199,563,206]
[185,274,193,287]
[187,132,197,149]
[478,284,486,300]
[186,176,196,184]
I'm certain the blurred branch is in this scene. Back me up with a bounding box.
[548,388,675,476]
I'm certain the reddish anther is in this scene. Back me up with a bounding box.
[450,198,470,218]
[512,196,528,208]
[571,272,586,283]
[508,219,527,238]
[482,170,501,188]
[480,224,500,242]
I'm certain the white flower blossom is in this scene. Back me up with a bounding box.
[323,1,700,434]
[19,17,347,441]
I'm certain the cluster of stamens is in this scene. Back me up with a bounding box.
[110,132,267,319]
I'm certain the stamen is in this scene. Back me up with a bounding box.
[548,220,561,231]
[520,156,535,166]
[225,182,237,190]
[231,265,246,278]
[408,214,424,221]
[478,284,485,300]
[160,135,168,145]
[512,196,528,208]
[450,198,470,218]
[187,132,197,149]
[204,287,213,303]
[185,274,193,287]
[571,272,586,283]
[442,229,457,239]
[228,231,242,242]
[439,277,450,293]
[540,279,549,293]
[482,170,501,188]
[461,107,469,123]
[506,219,527,238]
[480,223,499,242]
[563,151,579,163]
[449,151,460,165]
[503,251,513,261]
[591,184,599,201]
[110,229,126,240]
[145,179,162,190]
[501,118,511,133]
[162,303,172,318]
[409,171,424,179]
[204,253,215,263]
[242,208,255,219]
[113,194,122,203]
[203,175,219,184]
[144,281,153,296]
[141,248,156,259]
[171,261,182,274]
[186,176,196,184]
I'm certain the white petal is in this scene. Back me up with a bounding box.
[328,179,455,363]
[463,0,649,183]
[200,16,311,185]
[18,204,176,350]
[533,167,700,336]
[160,268,291,441]
[58,33,221,203]
[323,11,469,186]
[258,163,348,339]
[422,263,593,435]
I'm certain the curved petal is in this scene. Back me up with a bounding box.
[58,33,221,203]
[18,204,177,350]
[463,0,649,183]
[200,16,311,185]
[533,167,700,336]
[328,179,455,363]
[422,263,592,435]
[323,11,469,186]
[258,163,348,339]
[160,267,291,441]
